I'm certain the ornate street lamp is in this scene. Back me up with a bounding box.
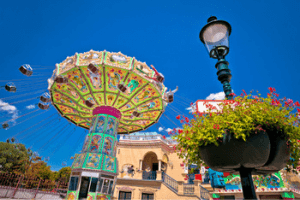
[199,16,258,200]
[199,16,233,100]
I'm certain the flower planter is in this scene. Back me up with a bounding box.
[254,129,290,175]
[199,130,289,175]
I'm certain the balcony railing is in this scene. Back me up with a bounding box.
[120,135,178,145]
[142,171,157,180]
[200,185,210,200]
[162,172,178,193]
[183,183,194,195]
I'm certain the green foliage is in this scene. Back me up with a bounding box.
[26,161,53,179]
[0,142,30,174]
[57,167,71,182]
[174,88,300,173]
[0,140,71,182]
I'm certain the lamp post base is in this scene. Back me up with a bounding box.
[239,167,257,200]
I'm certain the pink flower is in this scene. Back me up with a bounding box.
[287,99,294,105]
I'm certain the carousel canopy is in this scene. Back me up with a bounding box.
[48,50,167,134]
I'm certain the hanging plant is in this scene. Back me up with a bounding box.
[173,88,300,174]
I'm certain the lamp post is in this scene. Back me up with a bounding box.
[199,17,258,200]
[199,16,233,100]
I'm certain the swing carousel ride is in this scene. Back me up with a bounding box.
[0,49,184,200]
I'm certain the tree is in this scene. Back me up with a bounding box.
[26,161,53,180]
[56,167,71,182]
[0,142,30,174]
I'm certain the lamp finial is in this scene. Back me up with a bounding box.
[207,16,217,23]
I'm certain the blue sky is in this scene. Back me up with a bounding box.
[0,0,299,171]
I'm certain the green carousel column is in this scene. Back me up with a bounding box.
[66,106,121,200]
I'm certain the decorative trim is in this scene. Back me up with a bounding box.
[118,140,176,153]
[138,187,158,199]
[213,187,290,194]
[116,186,135,199]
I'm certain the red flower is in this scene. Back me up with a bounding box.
[297,108,300,113]
[295,101,300,107]
[176,115,181,120]
[240,93,244,97]
[185,117,189,123]
[229,93,236,96]
[242,89,247,96]
[180,120,184,123]
[163,135,166,139]
[213,124,220,130]
[178,129,183,134]
[268,87,276,93]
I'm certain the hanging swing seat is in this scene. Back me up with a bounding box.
[19,64,33,76]
[38,103,49,110]
[157,75,164,83]
[40,95,51,103]
[167,95,174,103]
[55,76,68,84]
[2,123,9,129]
[118,84,127,93]
[88,63,99,74]
[85,100,94,108]
[5,83,16,92]
[132,111,141,118]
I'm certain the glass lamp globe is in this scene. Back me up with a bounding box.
[199,16,232,59]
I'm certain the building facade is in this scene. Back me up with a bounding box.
[112,132,300,200]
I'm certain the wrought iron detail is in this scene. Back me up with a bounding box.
[200,185,210,200]
[183,183,194,195]
[162,172,178,193]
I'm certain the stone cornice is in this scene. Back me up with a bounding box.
[117,140,176,153]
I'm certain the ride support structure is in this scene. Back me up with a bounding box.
[67,106,120,199]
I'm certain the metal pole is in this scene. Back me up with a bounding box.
[12,175,23,198]
[215,57,233,100]
[239,167,257,200]
[34,179,41,199]
[55,181,60,193]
